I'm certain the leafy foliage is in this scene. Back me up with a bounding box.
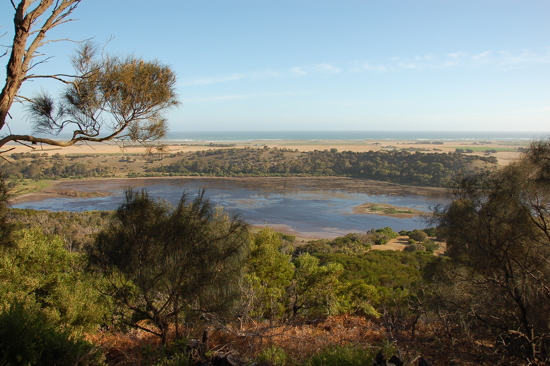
[244,229,295,320]
[91,189,249,344]
[149,147,497,187]
[0,303,102,366]
[433,139,550,362]
[8,208,112,251]
[0,229,111,334]
[303,344,377,366]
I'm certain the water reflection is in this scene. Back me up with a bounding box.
[13,179,441,238]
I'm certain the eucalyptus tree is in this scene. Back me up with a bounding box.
[0,1,179,154]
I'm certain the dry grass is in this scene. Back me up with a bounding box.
[87,315,526,365]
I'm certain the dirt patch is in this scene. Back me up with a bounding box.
[12,189,112,204]
[371,236,409,251]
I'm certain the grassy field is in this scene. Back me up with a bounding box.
[9,179,53,196]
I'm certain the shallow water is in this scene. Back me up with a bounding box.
[13,179,441,238]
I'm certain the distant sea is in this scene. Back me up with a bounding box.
[164,130,547,143]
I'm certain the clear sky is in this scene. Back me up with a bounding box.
[1,0,549,133]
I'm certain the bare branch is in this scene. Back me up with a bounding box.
[0,147,16,156]
[23,74,79,83]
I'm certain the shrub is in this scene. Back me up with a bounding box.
[404,244,426,252]
[408,229,428,243]
[422,240,440,253]
[374,227,398,239]
[0,229,111,334]
[0,303,101,366]
[257,345,288,365]
[422,227,437,237]
[304,344,375,366]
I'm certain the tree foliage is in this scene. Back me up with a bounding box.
[244,228,294,320]
[150,147,497,187]
[0,1,179,153]
[91,189,249,344]
[0,303,101,366]
[433,139,550,362]
[0,229,111,334]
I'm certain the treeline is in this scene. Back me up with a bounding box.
[2,152,117,179]
[0,148,498,188]
[149,147,497,187]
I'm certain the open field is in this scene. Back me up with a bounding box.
[5,138,526,165]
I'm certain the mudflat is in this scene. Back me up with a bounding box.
[13,176,447,204]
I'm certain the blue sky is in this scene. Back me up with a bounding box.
[1,0,549,133]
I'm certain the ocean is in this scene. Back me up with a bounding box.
[164,130,547,143]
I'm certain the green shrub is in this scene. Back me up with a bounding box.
[404,243,426,252]
[422,227,437,237]
[422,240,440,253]
[374,227,398,239]
[303,344,374,366]
[0,303,102,366]
[0,229,111,334]
[408,229,428,243]
[257,345,289,365]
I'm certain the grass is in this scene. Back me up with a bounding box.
[9,179,53,196]
[369,205,415,215]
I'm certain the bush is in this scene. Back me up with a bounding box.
[304,344,375,366]
[408,229,428,243]
[404,243,426,252]
[374,227,398,239]
[0,229,111,334]
[422,227,437,237]
[257,345,288,365]
[0,303,101,366]
[423,240,439,253]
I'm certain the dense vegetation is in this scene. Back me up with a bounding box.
[1,140,549,365]
[1,147,498,188]
[2,203,441,365]
[150,147,497,187]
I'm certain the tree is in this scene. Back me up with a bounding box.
[91,189,249,345]
[288,253,345,317]
[0,1,179,154]
[243,228,294,321]
[408,229,428,243]
[433,139,550,362]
